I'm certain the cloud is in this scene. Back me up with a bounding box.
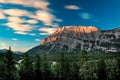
[0,0,50,10]
[65,5,80,10]
[14,31,28,35]
[39,33,49,35]
[4,15,36,35]
[51,23,59,28]
[4,16,34,33]
[33,1,50,10]
[35,39,41,42]
[0,12,6,19]
[3,9,29,16]
[39,27,57,34]
[8,16,25,23]
[27,20,38,24]
[5,22,34,32]
[12,38,18,41]
[79,12,94,20]
[0,0,62,36]
[29,33,36,36]
[35,10,62,26]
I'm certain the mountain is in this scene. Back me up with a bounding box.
[27,26,120,55]
[0,49,24,55]
[0,49,8,53]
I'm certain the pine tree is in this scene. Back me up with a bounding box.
[42,55,52,80]
[19,53,33,80]
[59,52,66,80]
[34,54,43,80]
[64,60,71,80]
[79,50,88,65]
[116,57,120,80]
[2,47,17,80]
[0,61,5,80]
[97,59,107,80]
[72,63,80,80]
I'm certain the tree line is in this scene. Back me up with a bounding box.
[0,49,120,80]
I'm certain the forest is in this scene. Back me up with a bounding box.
[0,49,120,80]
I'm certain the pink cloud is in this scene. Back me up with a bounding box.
[35,10,62,26]
[36,11,54,25]
[27,20,38,24]
[3,9,29,16]
[65,5,80,10]
[5,22,34,31]
[33,1,50,10]
[8,16,25,23]
[0,12,6,19]
[39,27,57,34]
[0,0,50,10]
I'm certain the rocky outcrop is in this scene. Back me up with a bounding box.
[41,26,99,45]
[27,26,120,55]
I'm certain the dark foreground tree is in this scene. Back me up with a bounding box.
[97,59,107,80]
[72,63,80,80]
[116,57,120,80]
[2,47,17,80]
[33,54,43,80]
[59,53,66,80]
[79,50,88,65]
[19,53,33,80]
[42,55,53,80]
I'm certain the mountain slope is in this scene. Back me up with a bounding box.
[27,26,120,55]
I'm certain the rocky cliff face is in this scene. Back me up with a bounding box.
[27,26,120,55]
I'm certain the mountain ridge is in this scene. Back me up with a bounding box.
[27,26,120,55]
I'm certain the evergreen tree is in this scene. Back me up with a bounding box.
[2,47,17,80]
[33,54,43,80]
[42,55,52,80]
[72,63,80,80]
[0,61,5,80]
[64,60,71,80]
[116,57,120,80]
[19,53,33,80]
[79,50,88,65]
[59,52,66,80]
[97,59,107,80]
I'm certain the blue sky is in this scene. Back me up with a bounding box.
[0,0,120,51]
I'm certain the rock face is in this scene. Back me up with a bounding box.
[27,26,120,55]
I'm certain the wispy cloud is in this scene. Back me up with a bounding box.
[79,12,99,22]
[35,39,41,42]
[0,12,6,19]
[35,10,62,26]
[0,0,50,10]
[39,33,49,35]
[27,20,38,24]
[39,27,57,35]
[29,33,36,36]
[5,22,34,32]
[14,31,28,35]
[12,38,18,41]
[79,12,94,20]
[3,9,29,16]
[65,5,80,10]
[0,0,62,36]
[8,16,25,23]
